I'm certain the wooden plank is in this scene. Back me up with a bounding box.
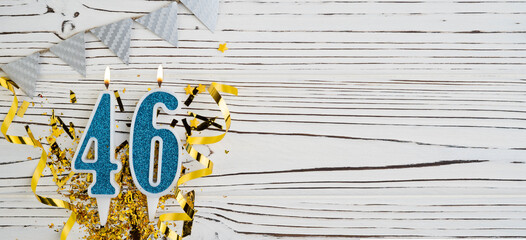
[0,0,525,239]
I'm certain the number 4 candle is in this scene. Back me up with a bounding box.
[72,67,121,226]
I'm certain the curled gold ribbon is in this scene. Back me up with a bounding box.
[158,82,237,239]
[186,83,237,145]
[0,77,76,240]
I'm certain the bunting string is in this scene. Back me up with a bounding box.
[1,0,219,98]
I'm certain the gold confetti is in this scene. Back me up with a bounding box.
[184,85,194,95]
[70,90,76,104]
[218,43,228,53]
[190,118,199,128]
[197,84,206,93]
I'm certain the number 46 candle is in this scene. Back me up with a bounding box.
[73,66,182,225]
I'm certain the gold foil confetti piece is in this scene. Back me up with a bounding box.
[184,85,193,95]
[189,118,199,128]
[182,119,192,136]
[170,119,178,128]
[197,84,206,93]
[183,87,199,106]
[68,122,76,139]
[49,163,60,183]
[115,140,128,154]
[114,90,124,112]
[52,128,64,138]
[70,90,77,104]
[218,43,228,53]
[0,77,77,240]
[50,110,58,130]
[47,136,56,145]
[57,117,75,139]
[195,121,211,131]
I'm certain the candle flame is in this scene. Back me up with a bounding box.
[157,65,163,88]
[104,66,110,89]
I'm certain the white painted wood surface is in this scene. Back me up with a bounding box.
[1,0,526,239]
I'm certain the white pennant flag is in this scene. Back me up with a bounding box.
[1,52,40,98]
[50,32,86,76]
[136,2,179,46]
[90,18,133,64]
[180,0,218,32]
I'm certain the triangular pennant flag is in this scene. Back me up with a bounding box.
[136,2,178,46]
[50,32,86,76]
[180,0,218,32]
[1,52,40,98]
[90,18,133,64]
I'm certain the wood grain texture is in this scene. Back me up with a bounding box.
[0,0,526,239]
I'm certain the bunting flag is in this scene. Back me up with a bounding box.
[180,0,219,32]
[1,1,220,94]
[0,52,40,98]
[90,18,133,64]
[136,2,179,46]
[49,32,86,77]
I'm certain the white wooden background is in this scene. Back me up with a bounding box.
[1,0,526,239]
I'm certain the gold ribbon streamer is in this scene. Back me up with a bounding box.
[186,83,237,145]
[0,77,76,240]
[158,82,237,239]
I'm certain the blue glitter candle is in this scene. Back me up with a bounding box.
[73,92,120,195]
[72,67,121,226]
[129,89,182,220]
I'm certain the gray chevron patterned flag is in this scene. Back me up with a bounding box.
[90,18,133,64]
[1,52,40,98]
[136,2,178,46]
[50,32,86,76]
[180,0,218,32]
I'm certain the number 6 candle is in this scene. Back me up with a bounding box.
[72,67,122,226]
[129,65,182,220]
